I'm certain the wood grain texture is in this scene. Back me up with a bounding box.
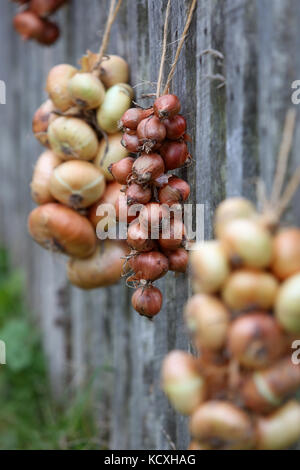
[0,0,299,450]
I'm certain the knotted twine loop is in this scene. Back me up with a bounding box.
[156,0,198,98]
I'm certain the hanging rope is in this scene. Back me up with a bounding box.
[94,0,123,68]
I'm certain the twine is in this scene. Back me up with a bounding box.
[94,0,123,69]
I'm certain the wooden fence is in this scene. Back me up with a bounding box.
[0,0,299,450]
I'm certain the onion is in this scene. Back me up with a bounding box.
[271,228,300,280]
[132,153,165,184]
[242,357,300,413]
[153,94,181,119]
[36,19,60,45]
[109,156,134,185]
[99,55,129,88]
[164,114,187,140]
[188,442,212,450]
[29,0,67,17]
[164,248,188,273]
[139,202,169,235]
[222,269,278,312]
[121,132,140,153]
[119,107,153,131]
[88,181,122,229]
[13,11,45,40]
[32,99,57,147]
[30,150,61,205]
[48,117,98,161]
[161,351,206,415]
[68,72,105,109]
[158,176,190,206]
[94,132,129,180]
[190,401,255,450]
[115,192,139,224]
[46,64,77,111]
[220,218,273,269]
[129,251,169,281]
[131,285,163,317]
[126,183,152,205]
[50,160,105,209]
[184,294,230,351]
[96,84,133,134]
[159,218,185,250]
[137,115,166,152]
[160,140,189,170]
[197,349,229,399]
[214,197,257,238]
[256,401,300,450]
[127,220,156,252]
[67,240,128,289]
[275,273,300,333]
[28,203,96,258]
[227,312,285,369]
[190,241,230,294]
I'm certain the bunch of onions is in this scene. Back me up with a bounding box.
[161,196,300,450]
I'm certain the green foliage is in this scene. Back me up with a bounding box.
[0,247,99,450]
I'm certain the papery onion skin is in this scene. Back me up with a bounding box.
[94,132,129,181]
[275,273,300,333]
[50,160,106,209]
[127,220,156,252]
[164,248,188,273]
[160,140,189,171]
[67,240,129,289]
[97,83,133,134]
[184,294,230,351]
[158,176,190,206]
[32,99,57,147]
[214,197,257,239]
[28,203,96,258]
[99,55,129,88]
[153,94,181,119]
[190,401,255,450]
[131,285,163,317]
[161,350,206,415]
[137,115,167,146]
[48,117,99,161]
[129,251,169,281]
[222,269,279,312]
[121,132,140,153]
[46,64,77,111]
[88,181,122,229]
[68,72,105,109]
[227,312,285,369]
[109,156,134,185]
[126,183,152,205]
[158,218,185,251]
[31,150,62,205]
[115,192,139,224]
[132,153,165,184]
[120,107,153,131]
[271,228,300,280]
[163,114,187,140]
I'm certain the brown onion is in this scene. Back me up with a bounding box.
[139,202,169,235]
[46,64,77,111]
[164,248,188,273]
[127,220,156,252]
[30,150,61,205]
[89,181,122,229]
[242,357,300,413]
[227,312,285,369]
[13,11,45,40]
[188,441,212,450]
[163,114,187,140]
[29,0,67,17]
[109,156,134,185]
[129,251,169,282]
[197,349,229,399]
[137,115,166,151]
[214,197,257,238]
[50,160,105,209]
[158,176,190,206]
[126,183,152,205]
[158,218,185,250]
[161,351,206,415]
[36,20,60,45]
[190,401,255,450]
[99,55,129,88]
[153,94,181,119]
[275,273,300,333]
[94,132,129,181]
[271,228,300,280]
[121,132,141,153]
[28,203,96,258]
[120,107,153,131]
[160,140,189,170]
[184,294,230,351]
[131,285,163,317]
[32,99,56,147]
[115,192,139,224]
[67,240,128,289]
[132,153,165,184]
[222,269,278,312]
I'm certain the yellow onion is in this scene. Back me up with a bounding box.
[197,349,229,399]
[275,273,300,333]
[271,228,300,280]
[32,99,57,147]
[222,269,278,312]
[88,181,122,229]
[161,350,206,415]
[28,203,96,258]
[99,55,129,88]
[242,356,300,413]
[30,150,62,205]
[96,84,133,134]
[190,241,230,294]
[220,218,273,269]
[46,64,77,111]
[214,197,257,238]
[256,401,300,450]
[68,72,105,109]
[188,441,212,450]
[94,132,129,180]
[67,240,129,289]
[190,401,255,450]
[227,312,285,369]
[184,294,230,351]
[50,160,105,209]
[48,117,98,161]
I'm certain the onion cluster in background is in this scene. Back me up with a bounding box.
[28,52,133,288]
[12,0,69,45]
[112,94,191,318]
[162,197,300,450]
